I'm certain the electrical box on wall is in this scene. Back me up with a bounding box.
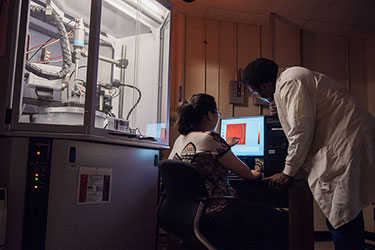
[229,80,245,104]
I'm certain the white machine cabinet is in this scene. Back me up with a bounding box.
[0,0,171,249]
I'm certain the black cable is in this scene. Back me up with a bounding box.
[34,89,41,99]
[111,92,120,99]
[69,65,88,80]
[74,78,86,87]
[119,83,142,120]
[110,88,118,98]
[28,19,72,61]
[26,5,72,79]
[135,127,143,136]
[95,81,142,120]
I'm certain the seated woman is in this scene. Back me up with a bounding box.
[169,93,287,250]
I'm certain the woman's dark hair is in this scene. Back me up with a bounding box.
[176,93,217,135]
[242,58,279,88]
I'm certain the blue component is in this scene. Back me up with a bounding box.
[74,40,84,46]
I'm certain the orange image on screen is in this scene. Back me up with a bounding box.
[226,123,246,145]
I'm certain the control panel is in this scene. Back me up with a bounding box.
[22,137,52,250]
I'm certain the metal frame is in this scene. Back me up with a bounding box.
[10,0,87,134]
[193,201,217,250]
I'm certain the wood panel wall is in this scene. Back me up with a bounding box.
[302,32,370,108]
[170,15,302,120]
[302,32,349,87]
[168,13,371,143]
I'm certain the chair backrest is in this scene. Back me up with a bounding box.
[159,159,208,199]
[156,159,208,244]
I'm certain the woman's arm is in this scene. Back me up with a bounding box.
[218,151,261,180]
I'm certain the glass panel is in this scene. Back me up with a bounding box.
[20,0,92,126]
[96,0,171,140]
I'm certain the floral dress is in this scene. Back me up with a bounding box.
[168,131,237,215]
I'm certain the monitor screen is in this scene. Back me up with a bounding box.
[220,116,264,156]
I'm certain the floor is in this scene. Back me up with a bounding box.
[314,240,375,250]
[314,241,335,250]
[160,239,375,250]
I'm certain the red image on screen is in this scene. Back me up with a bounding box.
[226,123,246,145]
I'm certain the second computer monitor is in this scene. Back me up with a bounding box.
[220,116,265,157]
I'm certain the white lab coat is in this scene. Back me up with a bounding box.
[274,66,375,229]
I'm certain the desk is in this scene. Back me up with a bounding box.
[229,179,314,250]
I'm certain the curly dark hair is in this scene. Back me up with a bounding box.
[176,93,217,135]
[242,58,279,89]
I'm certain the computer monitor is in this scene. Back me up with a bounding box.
[220,116,265,157]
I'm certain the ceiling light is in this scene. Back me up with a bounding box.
[103,0,167,26]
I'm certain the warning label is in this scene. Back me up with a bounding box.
[77,167,112,205]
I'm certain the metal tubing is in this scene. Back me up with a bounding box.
[118,45,127,119]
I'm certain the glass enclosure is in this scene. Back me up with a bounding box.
[20,0,92,126]
[17,0,171,141]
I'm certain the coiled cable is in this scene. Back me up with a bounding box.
[26,5,72,80]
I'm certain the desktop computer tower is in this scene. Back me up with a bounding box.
[264,116,288,177]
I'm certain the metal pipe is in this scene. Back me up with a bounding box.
[81,49,127,68]
[74,57,79,80]
[176,13,186,104]
[99,94,103,110]
[98,55,122,66]
[157,15,170,123]
[118,45,127,119]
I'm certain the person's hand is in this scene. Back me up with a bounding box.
[269,100,277,116]
[264,172,292,190]
[226,137,241,147]
[251,169,262,180]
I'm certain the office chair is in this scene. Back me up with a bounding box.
[156,159,245,250]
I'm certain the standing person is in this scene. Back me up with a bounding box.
[169,93,288,250]
[242,58,375,250]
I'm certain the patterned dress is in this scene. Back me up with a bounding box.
[168,131,237,215]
